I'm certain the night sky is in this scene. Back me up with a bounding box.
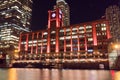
[31,0,118,31]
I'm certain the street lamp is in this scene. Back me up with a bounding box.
[114,44,120,56]
[14,49,19,59]
[108,42,120,69]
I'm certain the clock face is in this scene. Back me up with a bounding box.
[52,13,56,18]
[59,10,62,14]
[59,14,62,18]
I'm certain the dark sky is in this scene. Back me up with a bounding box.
[31,0,117,31]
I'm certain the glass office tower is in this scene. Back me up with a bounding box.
[0,0,32,51]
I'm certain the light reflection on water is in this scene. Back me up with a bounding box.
[111,71,120,80]
[0,68,115,80]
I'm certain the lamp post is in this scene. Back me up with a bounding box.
[112,43,120,69]
[114,44,120,57]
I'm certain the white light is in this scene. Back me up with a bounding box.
[43,32,48,35]
[79,27,84,30]
[66,36,71,39]
[53,42,56,44]
[52,13,56,17]
[88,49,93,52]
[60,37,64,40]
[51,31,56,33]
[66,29,70,32]
[60,29,64,32]
[72,35,78,38]
[72,28,77,31]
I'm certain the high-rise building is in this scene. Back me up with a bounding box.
[105,5,120,41]
[0,0,32,51]
[54,0,70,27]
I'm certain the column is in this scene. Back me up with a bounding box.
[41,32,43,54]
[92,23,97,46]
[64,28,66,52]
[48,10,51,29]
[25,34,29,52]
[92,23,98,53]
[31,33,34,54]
[18,34,22,52]
[36,32,39,54]
[84,25,87,51]
[56,8,60,28]
[77,26,80,52]
[70,27,73,52]
[106,21,111,39]
[56,28,59,53]
[47,29,51,53]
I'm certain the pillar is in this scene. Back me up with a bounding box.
[47,29,51,53]
[84,25,87,51]
[56,29,59,53]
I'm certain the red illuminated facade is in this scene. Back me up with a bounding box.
[18,10,111,56]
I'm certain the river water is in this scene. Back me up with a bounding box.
[0,68,119,80]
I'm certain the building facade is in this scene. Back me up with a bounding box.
[0,0,32,50]
[54,0,70,26]
[17,1,111,62]
[19,8,111,57]
[19,19,111,55]
[105,5,120,41]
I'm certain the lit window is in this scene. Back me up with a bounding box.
[51,39,55,41]
[42,39,47,42]
[101,23,106,26]
[86,25,92,29]
[43,32,48,35]
[79,26,84,30]
[79,35,84,38]
[88,38,93,41]
[22,42,26,44]
[66,29,70,32]
[88,49,93,52]
[86,34,92,37]
[66,44,71,47]
[60,37,64,40]
[72,32,77,35]
[51,31,56,33]
[66,36,71,39]
[17,16,20,19]
[101,27,106,31]
[79,30,84,33]
[97,33,101,36]
[86,29,92,32]
[53,42,56,44]
[96,24,100,27]
[60,29,64,32]
[72,28,77,31]
[33,40,37,43]
[72,35,78,38]
[11,6,19,9]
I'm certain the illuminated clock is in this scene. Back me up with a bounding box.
[59,10,62,14]
[52,13,56,18]
[59,14,62,18]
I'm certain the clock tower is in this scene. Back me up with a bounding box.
[47,8,62,53]
[48,8,63,29]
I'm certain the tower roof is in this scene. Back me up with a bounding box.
[56,0,67,4]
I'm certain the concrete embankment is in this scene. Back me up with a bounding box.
[12,61,109,70]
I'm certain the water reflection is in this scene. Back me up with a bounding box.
[111,71,120,80]
[5,68,113,80]
[8,69,17,80]
[8,68,41,80]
